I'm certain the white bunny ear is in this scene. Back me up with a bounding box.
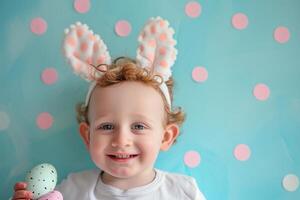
[136,17,178,81]
[62,22,111,81]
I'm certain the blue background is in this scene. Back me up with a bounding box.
[1,0,300,199]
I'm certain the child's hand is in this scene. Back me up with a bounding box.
[12,182,33,200]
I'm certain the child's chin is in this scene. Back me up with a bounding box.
[113,169,136,178]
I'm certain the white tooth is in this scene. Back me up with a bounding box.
[115,154,131,158]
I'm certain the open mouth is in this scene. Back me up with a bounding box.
[107,154,139,161]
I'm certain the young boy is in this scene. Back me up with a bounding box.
[12,18,207,200]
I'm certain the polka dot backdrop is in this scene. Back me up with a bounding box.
[1,0,300,199]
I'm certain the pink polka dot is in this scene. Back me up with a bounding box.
[66,36,77,47]
[36,112,53,130]
[76,27,84,37]
[93,43,100,52]
[160,60,168,68]
[30,17,47,35]
[253,83,270,101]
[274,26,290,43]
[150,25,156,34]
[185,1,202,18]
[234,144,251,161]
[115,20,132,37]
[41,68,58,85]
[80,42,88,52]
[159,33,167,41]
[184,150,201,168]
[192,67,208,82]
[232,13,248,30]
[74,0,90,13]
[159,47,167,55]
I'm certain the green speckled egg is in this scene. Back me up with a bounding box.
[25,163,57,199]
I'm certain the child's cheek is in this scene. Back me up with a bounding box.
[90,136,104,153]
[89,138,105,167]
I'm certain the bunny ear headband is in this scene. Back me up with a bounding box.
[62,16,177,109]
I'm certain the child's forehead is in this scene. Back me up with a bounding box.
[89,82,162,109]
[94,81,161,98]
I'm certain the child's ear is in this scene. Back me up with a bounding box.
[160,123,180,151]
[79,122,90,149]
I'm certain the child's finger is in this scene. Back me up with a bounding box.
[14,182,27,191]
[12,190,33,199]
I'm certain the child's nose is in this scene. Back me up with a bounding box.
[111,130,133,148]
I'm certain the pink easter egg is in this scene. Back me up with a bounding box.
[39,190,63,200]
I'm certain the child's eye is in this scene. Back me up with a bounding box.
[131,123,147,130]
[98,123,114,130]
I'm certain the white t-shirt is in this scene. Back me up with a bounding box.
[56,169,206,200]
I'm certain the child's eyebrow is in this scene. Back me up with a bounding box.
[93,114,113,122]
[131,113,156,123]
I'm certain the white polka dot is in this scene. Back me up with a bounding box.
[0,111,10,131]
[283,174,299,192]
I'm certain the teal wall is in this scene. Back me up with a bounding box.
[1,0,300,199]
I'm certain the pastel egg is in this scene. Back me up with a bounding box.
[25,163,57,199]
[39,190,63,200]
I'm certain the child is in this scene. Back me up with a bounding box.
[12,17,206,200]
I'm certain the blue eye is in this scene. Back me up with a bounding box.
[98,123,114,130]
[132,123,146,130]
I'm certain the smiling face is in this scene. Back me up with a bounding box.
[79,81,179,185]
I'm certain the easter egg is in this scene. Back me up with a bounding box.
[25,163,57,199]
[39,190,63,200]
